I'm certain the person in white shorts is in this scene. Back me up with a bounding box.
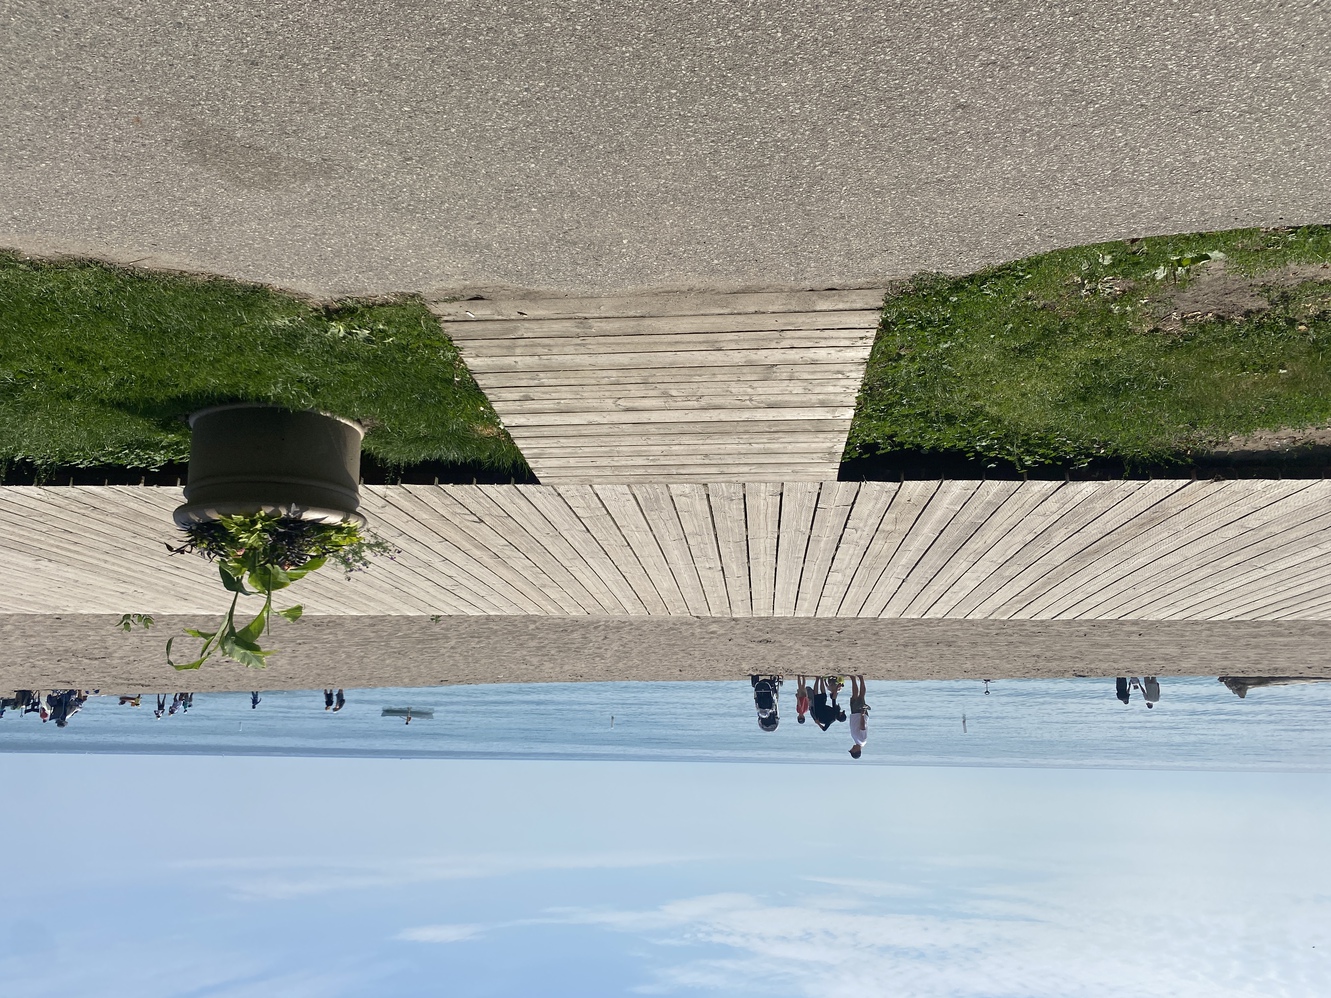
[848,675,870,759]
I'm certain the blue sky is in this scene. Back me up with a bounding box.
[2,754,1329,997]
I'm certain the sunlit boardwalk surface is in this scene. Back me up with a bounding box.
[3,481,1330,620]
[434,291,882,483]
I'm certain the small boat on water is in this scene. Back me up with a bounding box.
[382,707,434,718]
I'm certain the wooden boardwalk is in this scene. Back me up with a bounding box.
[3,481,1330,619]
[432,291,883,483]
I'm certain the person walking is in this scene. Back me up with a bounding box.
[324,689,335,711]
[155,694,167,719]
[795,676,812,725]
[1143,676,1161,708]
[847,676,870,759]
[250,692,261,709]
[810,678,846,731]
[333,689,346,712]
[1115,678,1130,705]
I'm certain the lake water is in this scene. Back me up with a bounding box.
[4,677,1329,770]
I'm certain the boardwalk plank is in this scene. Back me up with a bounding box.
[432,290,886,321]
[817,482,898,617]
[837,481,939,617]
[671,484,732,616]
[552,485,668,614]
[865,481,981,618]
[457,328,877,354]
[746,483,784,617]
[916,481,1065,618]
[444,310,880,339]
[774,483,822,616]
[592,485,691,615]
[795,482,860,617]
[709,483,752,618]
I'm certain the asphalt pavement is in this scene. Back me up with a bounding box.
[2,0,1328,297]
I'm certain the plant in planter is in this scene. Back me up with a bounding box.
[166,512,390,670]
[165,403,391,670]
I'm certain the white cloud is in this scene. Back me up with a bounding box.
[396,923,483,944]
[549,882,1331,998]
[174,850,702,900]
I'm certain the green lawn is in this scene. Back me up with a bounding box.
[0,254,527,474]
[847,225,1331,471]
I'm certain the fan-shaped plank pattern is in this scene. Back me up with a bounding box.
[2,482,1329,620]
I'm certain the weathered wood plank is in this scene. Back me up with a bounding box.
[466,346,872,374]
[915,481,1065,618]
[503,408,855,427]
[468,365,870,388]
[1014,482,1231,618]
[445,485,607,614]
[993,482,1194,618]
[506,485,647,615]
[591,485,691,615]
[745,483,783,616]
[431,290,886,321]
[836,481,939,617]
[709,483,752,618]
[632,484,713,616]
[795,482,860,617]
[552,485,668,614]
[485,387,863,406]
[774,483,821,616]
[1112,491,1331,619]
[671,484,732,616]
[864,481,981,618]
[817,482,898,616]
[456,327,877,355]
[894,480,1025,617]
[1066,480,1315,618]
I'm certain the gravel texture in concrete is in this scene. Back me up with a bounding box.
[3,1,1329,297]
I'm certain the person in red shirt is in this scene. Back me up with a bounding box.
[795,676,812,724]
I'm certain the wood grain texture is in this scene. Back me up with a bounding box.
[3,482,1328,620]
[433,290,882,482]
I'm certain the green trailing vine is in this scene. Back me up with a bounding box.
[165,512,392,670]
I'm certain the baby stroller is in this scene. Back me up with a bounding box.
[750,675,783,732]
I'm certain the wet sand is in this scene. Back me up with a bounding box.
[5,614,1331,692]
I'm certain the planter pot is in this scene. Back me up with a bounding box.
[173,404,365,529]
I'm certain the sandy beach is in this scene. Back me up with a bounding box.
[5,614,1331,693]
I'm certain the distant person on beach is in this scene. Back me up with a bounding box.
[118,695,142,707]
[795,676,811,725]
[847,676,870,759]
[1143,676,1160,708]
[810,677,846,731]
[334,689,346,712]
[251,692,261,709]
[1116,678,1130,705]
[155,695,167,719]
[324,689,335,711]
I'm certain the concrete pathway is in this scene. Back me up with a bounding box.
[4,2,1328,297]
[433,290,882,482]
[5,481,1331,620]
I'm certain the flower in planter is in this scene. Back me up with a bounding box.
[166,512,393,670]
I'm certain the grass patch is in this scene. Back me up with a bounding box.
[847,225,1331,472]
[0,253,528,474]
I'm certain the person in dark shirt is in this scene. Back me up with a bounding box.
[810,677,847,731]
[324,689,335,711]
[334,689,346,712]
[1116,678,1130,705]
